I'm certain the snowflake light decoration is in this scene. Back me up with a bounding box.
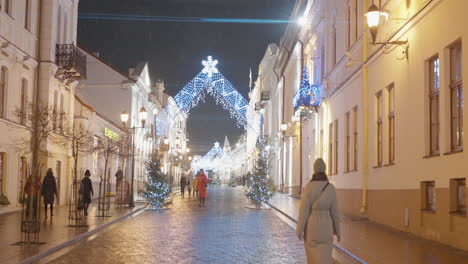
[155,56,260,142]
[201,56,219,78]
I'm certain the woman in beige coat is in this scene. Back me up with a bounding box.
[296,158,340,264]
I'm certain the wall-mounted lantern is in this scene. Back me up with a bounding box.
[365,0,408,60]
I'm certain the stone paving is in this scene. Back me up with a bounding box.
[48,186,307,264]
[269,192,468,264]
[0,202,144,264]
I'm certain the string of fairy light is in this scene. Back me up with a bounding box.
[293,67,321,112]
[155,56,258,140]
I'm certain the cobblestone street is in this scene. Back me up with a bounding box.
[47,186,307,264]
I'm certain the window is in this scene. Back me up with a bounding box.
[352,107,358,171]
[320,129,324,158]
[53,91,58,130]
[345,112,350,172]
[376,91,383,166]
[334,119,338,174]
[353,0,358,43]
[388,84,395,163]
[20,79,27,125]
[0,66,7,118]
[63,13,68,43]
[346,1,351,50]
[93,136,100,176]
[18,156,27,203]
[449,41,463,151]
[328,123,333,175]
[59,94,64,131]
[311,129,316,160]
[421,181,436,212]
[0,153,4,196]
[24,0,31,31]
[429,56,440,155]
[5,0,12,17]
[57,6,62,44]
[332,19,337,66]
[450,178,466,216]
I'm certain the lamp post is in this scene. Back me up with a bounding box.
[121,107,147,208]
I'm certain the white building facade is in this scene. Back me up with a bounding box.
[0,0,85,212]
[262,0,468,251]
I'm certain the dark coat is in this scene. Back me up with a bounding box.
[80,177,94,203]
[41,174,57,204]
[180,176,187,187]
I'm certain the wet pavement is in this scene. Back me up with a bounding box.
[0,201,144,264]
[47,186,308,264]
[269,192,468,264]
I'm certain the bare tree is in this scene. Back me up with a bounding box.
[95,136,121,217]
[53,120,94,182]
[13,101,64,167]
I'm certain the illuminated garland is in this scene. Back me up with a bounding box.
[155,56,260,140]
[293,67,321,112]
[191,142,226,170]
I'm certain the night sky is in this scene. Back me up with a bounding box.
[77,0,295,154]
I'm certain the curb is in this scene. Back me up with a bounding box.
[19,205,147,264]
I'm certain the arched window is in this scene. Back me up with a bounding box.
[0,66,8,118]
[24,0,31,31]
[57,6,62,44]
[63,13,68,43]
[20,78,28,125]
[5,0,12,17]
[0,152,5,196]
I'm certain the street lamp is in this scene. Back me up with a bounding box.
[186,148,190,153]
[365,0,408,59]
[175,137,181,146]
[121,107,147,208]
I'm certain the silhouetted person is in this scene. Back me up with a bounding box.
[180,175,187,198]
[80,170,94,216]
[197,169,208,207]
[41,168,58,219]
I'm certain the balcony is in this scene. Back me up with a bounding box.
[55,44,86,84]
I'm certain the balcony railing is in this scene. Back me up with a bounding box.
[55,44,87,83]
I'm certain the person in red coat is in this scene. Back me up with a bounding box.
[197,169,208,207]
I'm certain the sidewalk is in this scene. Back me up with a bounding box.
[0,202,146,264]
[269,192,468,264]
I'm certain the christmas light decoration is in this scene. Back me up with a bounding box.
[191,141,226,170]
[245,136,273,206]
[140,153,170,209]
[293,67,321,112]
[155,56,260,140]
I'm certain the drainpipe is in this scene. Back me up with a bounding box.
[360,0,370,214]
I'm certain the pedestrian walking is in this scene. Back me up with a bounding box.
[193,176,199,198]
[80,170,94,216]
[296,158,340,264]
[186,171,193,199]
[180,174,187,198]
[41,168,58,219]
[197,169,208,207]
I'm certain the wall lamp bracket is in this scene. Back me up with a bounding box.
[374,40,409,60]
